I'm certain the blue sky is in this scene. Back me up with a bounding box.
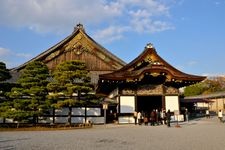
[0,0,225,77]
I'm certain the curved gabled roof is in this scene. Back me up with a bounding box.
[11,24,126,71]
[99,43,206,86]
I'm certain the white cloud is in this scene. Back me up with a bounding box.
[215,1,220,5]
[0,0,174,41]
[15,53,33,58]
[93,26,130,43]
[0,47,32,68]
[0,47,11,56]
[121,0,170,16]
[93,0,174,42]
[0,0,121,33]
[129,9,151,18]
[0,47,32,58]
[130,18,174,33]
[187,61,198,66]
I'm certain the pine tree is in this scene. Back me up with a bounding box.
[47,60,93,125]
[0,62,11,82]
[0,62,12,123]
[5,61,50,126]
[0,62,11,95]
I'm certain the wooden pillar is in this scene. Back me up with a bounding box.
[53,108,55,124]
[162,96,165,110]
[223,98,225,110]
[118,95,121,114]
[85,106,87,123]
[135,84,138,111]
[118,86,121,114]
[134,83,138,111]
[216,98,218,112]
[162,85,166,110]
[178,95,181,113]
[134,94,137,111]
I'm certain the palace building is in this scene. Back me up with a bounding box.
[10,24,206,124]
[10,24,126,88]
[97,43,206,123]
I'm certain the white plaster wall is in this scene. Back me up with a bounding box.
[38,117,52,123]
[55,117,68,123]
[118,116,135,124]
[0,107,102,124]
[55,108,69,115]
[72,107,85,115]
[86,108,101,116]
[87,117,104,124]
[5,118,14,123]
[120,96,135,113]
[165,96,179,112]
[72,117,85,123]
[50,117,104,124]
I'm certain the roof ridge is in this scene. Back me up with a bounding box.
[11,24,126,71]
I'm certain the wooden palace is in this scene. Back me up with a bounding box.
[9,24,206,124]
[97,43,206,123]
[10,24,126,87]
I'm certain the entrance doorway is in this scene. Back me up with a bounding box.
[106,105,117,123]
[137,96,162,115]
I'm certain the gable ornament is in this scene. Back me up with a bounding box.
[72,43,88,55]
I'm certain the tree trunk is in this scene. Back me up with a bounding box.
[78,90,81,101]
[33,115,36,125]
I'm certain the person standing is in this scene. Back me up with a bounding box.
[133,111,138,125]
[185,108,189,122]
[206,109,210,118]
[163,109,167,125]
[137,112,142,125]
[166,109,171,127]
[218,110,223,123]
[150,110,156,126]
[144,113,149,126]
[160,109,166,125]
[155,109,160,125]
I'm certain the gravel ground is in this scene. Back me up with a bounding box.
[1,116,225,150]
